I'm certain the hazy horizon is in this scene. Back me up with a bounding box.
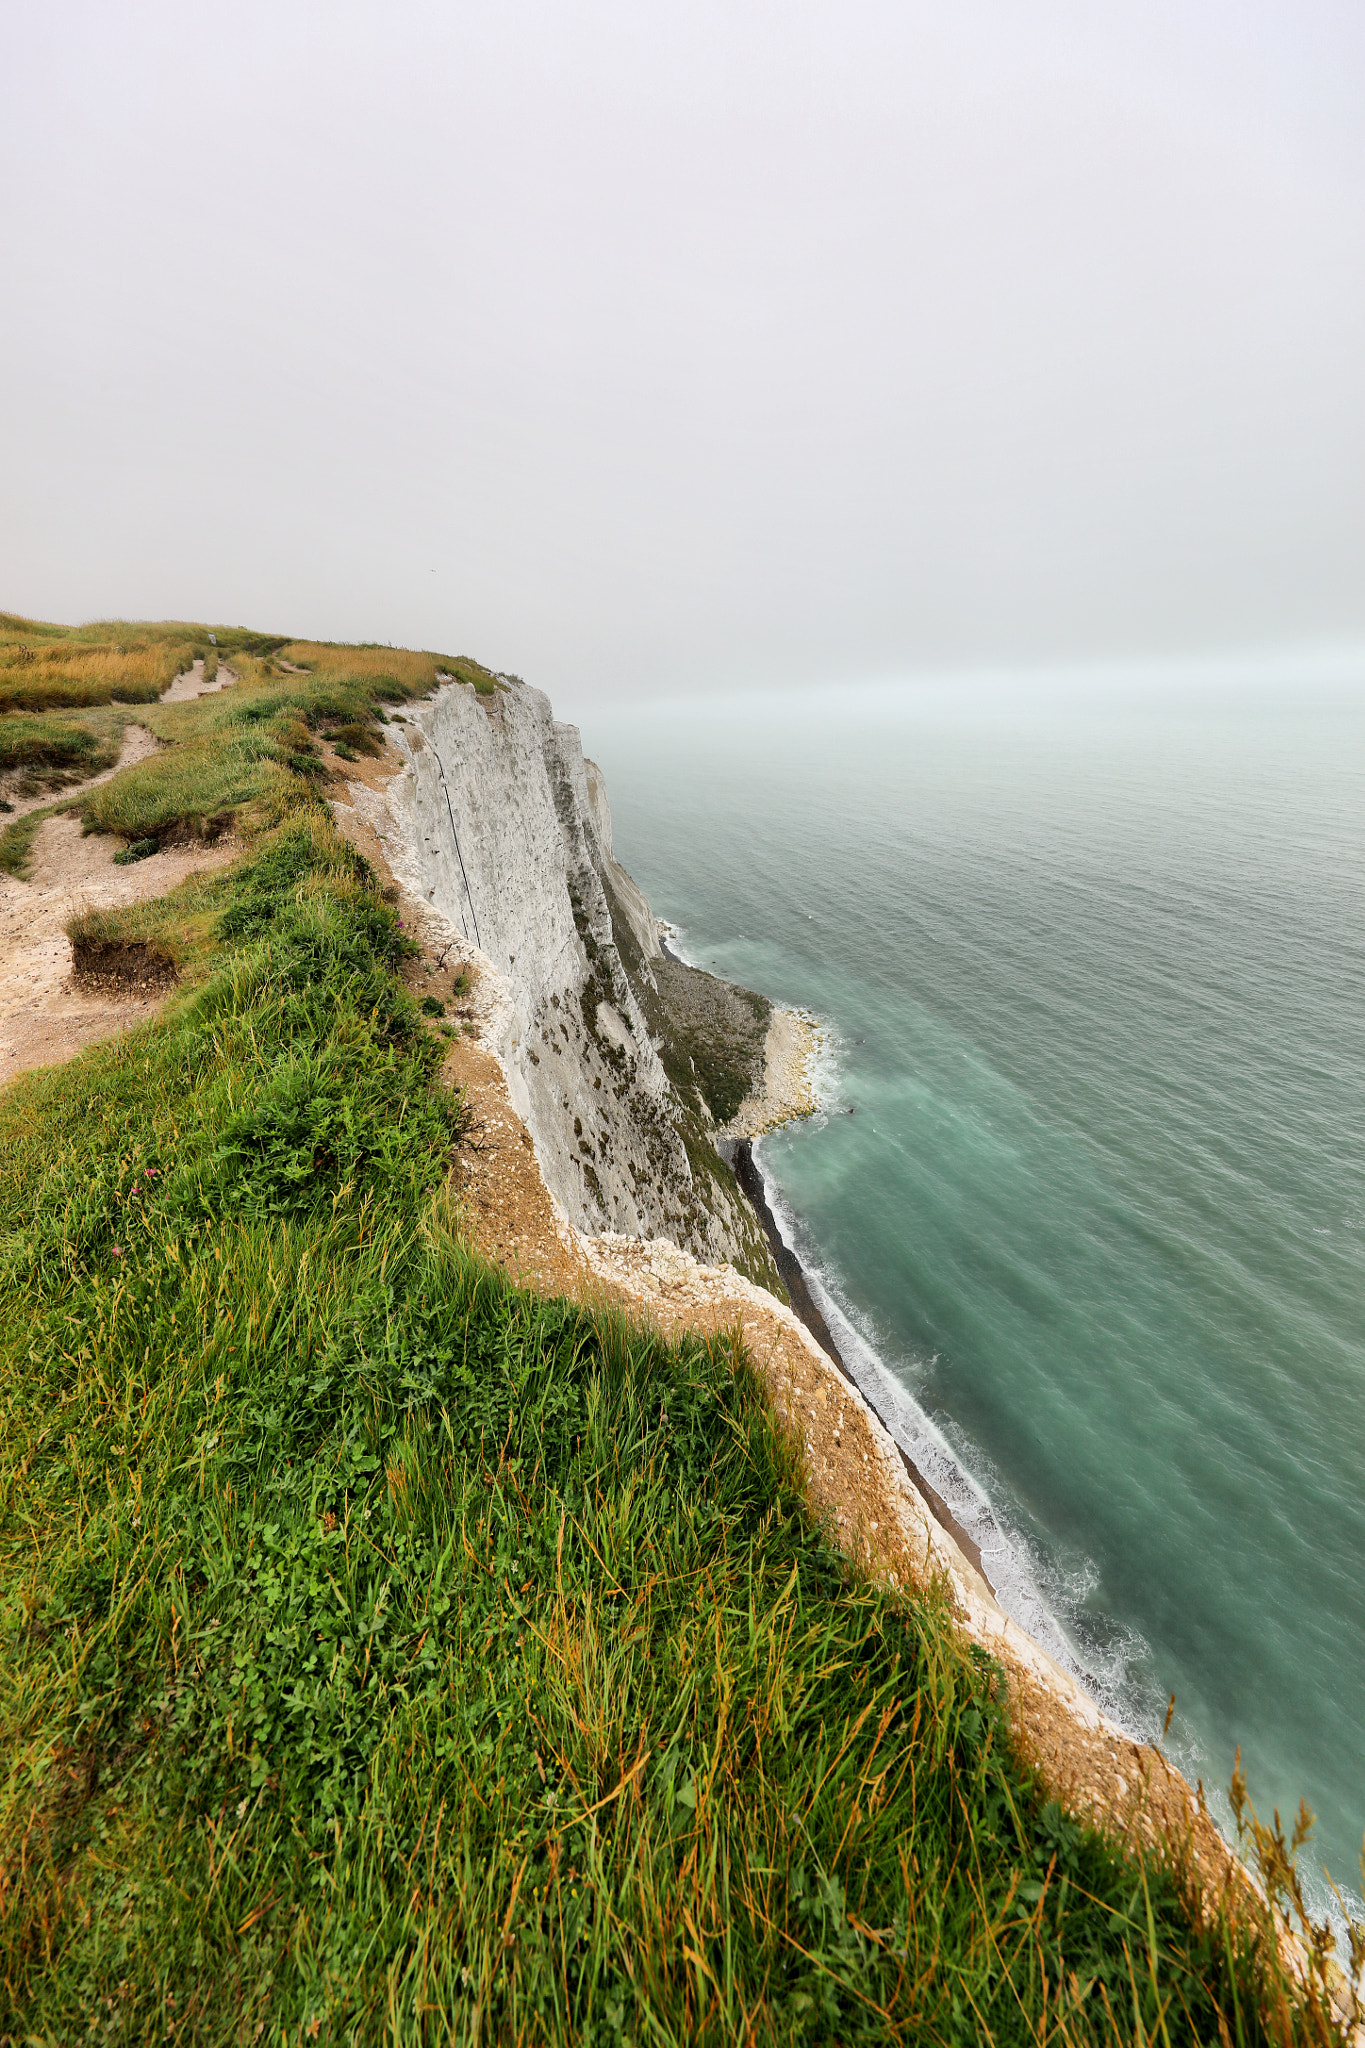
[4,0,1362,706]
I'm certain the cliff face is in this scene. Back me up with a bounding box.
[381,675,779,1286]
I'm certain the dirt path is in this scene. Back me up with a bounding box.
[0,722,161,823]
[159,657,236,705]
[0,684,239,1091]
[0,820,240,1090]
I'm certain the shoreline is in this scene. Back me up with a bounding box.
[729,1136,994,1588]
[712,988,993,1585]
[722,1005,824,1137]
[722,983,1136,1719]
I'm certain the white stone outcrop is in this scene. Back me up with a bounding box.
[379,677,770,1271]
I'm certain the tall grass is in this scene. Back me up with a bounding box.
[0,610,70,641]
[0,712,117,778]
[277,643,501,698]
[0,801,1344,2043]
[80,732,302,842]
[0,639,192,713]
[0,618,286,713]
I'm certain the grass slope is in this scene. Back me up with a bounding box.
[0,619,1348,2045]
[0,618,284,716]
[0,631,499,878]
[0,710,123,782]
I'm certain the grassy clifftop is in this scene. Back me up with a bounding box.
[0,618,1347,2043]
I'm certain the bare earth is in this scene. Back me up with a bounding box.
[0,807,240,1089]
[159,656,236,705]
[0,666,240,1088]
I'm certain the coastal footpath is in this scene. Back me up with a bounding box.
[0,616,1354,2043]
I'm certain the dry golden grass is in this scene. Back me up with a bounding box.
[278,642,501,695]
[0,617,290,713]
[0,637,192,712]
[277,642,439,688]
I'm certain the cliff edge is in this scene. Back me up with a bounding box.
[2,618,1348,2040]
[371,674,783,1290]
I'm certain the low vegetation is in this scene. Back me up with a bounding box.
[0,710,120,782]
[0,616,285,715]
[0,627,497,870]
[0,800,65,879]
[0,615,1351,2042]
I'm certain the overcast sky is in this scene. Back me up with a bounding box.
[3,0,1362,703]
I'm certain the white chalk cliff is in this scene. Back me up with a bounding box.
[378,675,778,1282]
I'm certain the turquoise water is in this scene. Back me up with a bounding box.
[586,671,1365,1911]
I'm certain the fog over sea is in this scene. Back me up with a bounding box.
[587,661,1365,1911]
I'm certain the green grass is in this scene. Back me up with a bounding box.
[0,629,454,866]
[111,836,161,866]
[18,648,418,850]
[0,621,1348,2045]
[0,710,120,780]
[0,798,75,879]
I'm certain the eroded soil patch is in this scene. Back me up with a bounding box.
[0,815,238,1088]
[71,937,179,994]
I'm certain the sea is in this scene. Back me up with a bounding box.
[584,657,1365,1920]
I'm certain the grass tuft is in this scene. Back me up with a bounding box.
[0,710,118,779]
[112,836,161,865]
[0,799,71,878]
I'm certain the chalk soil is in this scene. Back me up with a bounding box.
[0,672,241,1087]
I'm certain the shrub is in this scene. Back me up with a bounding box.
[113,837,160,865]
